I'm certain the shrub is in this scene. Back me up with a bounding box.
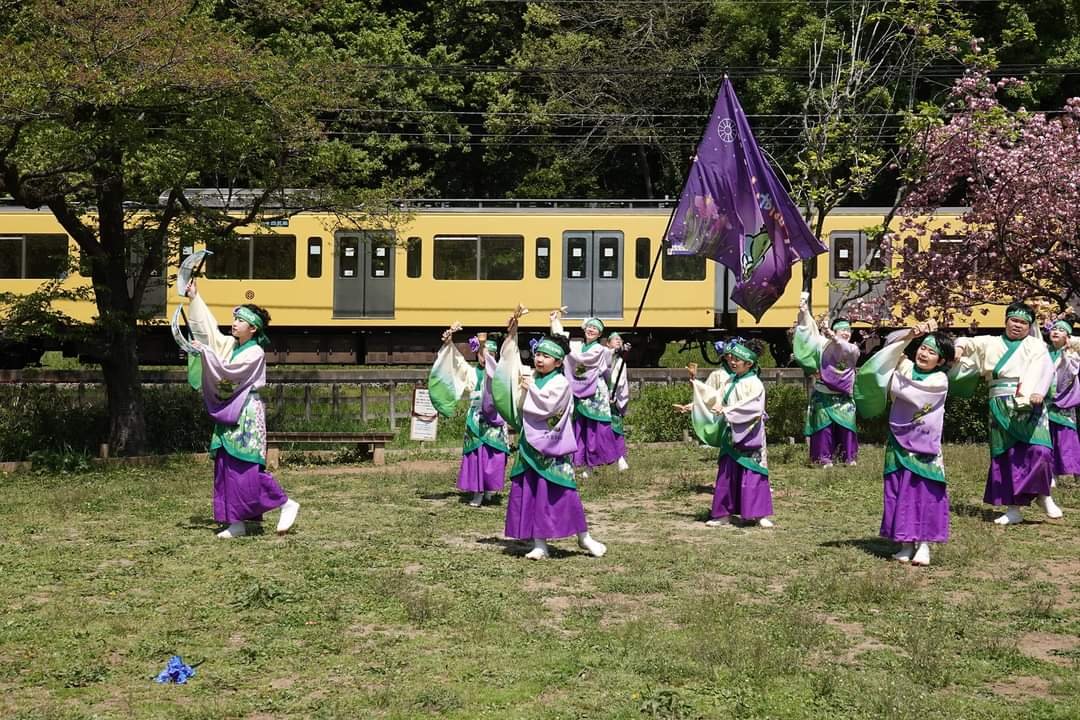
[627,383,693,442]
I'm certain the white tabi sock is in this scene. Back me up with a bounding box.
[617,456,629,472]
[468,492,484,507]
[576,532,607,557]
[276,499,300,534]
[911,542,931,566]
[525,539,550,560]
[217,522,246,539]
[1038,494,1064,519]
[993,506,1024,525]
[892,543,914,563]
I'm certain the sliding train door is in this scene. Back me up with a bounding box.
[561,230,623,319]
[333,231,395,318]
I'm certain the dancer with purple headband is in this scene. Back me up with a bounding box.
[794,297,860,467]
[428,325,508,508]
[1047,315,1080,490]
[550,309,623,479]
[950,301,1056,525]
[184,281,299,539]
[677,338,774,528]
[494,308,606,560]
[855,322,954,567]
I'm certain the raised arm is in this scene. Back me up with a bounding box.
[185,281,234,360]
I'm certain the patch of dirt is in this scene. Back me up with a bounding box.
[539,591,666,628]
[403,563,422,575]
[989,675,1052,699]
[1018,632,1080,666]
[817,614,890,663]
[269,675,297,690]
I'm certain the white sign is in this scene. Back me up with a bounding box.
[603,247,614,257]
[310,245,321,255]
[572,247,583,257]
[345,247,355,257]
[602,270,613,277]
[571,270,582,277]
[838,249,849,259]
[410,387,439,441]
[537,246,549,257]
[374,269,385,277]
[343,269,354,277]
[376,247,386,257]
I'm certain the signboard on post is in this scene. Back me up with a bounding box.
[410,386,439,442]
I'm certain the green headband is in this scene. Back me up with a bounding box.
[234,306,265,331]
[831,320,852,331]
[534,338,565,360]
[484,340,498,353]
[920,335,940,355]
[1052,320,1074,335]
[583,317,605,332]
[727,342,759,364]
[1006,309,1034,324]
[608,332,622,341]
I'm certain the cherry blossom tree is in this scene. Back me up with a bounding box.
[858,67,1080,326]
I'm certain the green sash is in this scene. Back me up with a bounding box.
[508,370,576,489]
[463,367,510,454]
[883,434,946,484]
[804,389,858,435]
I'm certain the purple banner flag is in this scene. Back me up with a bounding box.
[666,78,826,321]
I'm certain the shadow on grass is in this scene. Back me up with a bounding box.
[418,491,506,507]
[180,515,222,530]
[819,536,896,560]
[950,500,1002,522]
[476,536,581,559]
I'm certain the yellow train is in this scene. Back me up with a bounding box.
[0,199,989,367]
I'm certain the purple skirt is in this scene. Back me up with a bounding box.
[1050,421,1080,476]
[213,451,288,523]
[572,416,622,468]
[456,444,507,493]
[984,442,1053,507]
[809,425,858,465]
[880,468,949,543]
[711,454,773,521]
[504,468,588,540]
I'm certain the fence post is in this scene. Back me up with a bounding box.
[331,383,339,418]
[303,385,312,422]
[360,385,368,422]
[388,383,396,430]
[276,384,285,415]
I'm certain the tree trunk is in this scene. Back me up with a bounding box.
[638,145,654,199]
[100,325,148,456]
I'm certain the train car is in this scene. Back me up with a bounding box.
[0,198,989,368]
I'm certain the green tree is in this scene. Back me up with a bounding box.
[0,0,409,454]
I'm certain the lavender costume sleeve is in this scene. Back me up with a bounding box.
[521,373,578,457]
[691,376,765,451]
[200,346,266,425]
[563,342,612,399]
[889,363,948,457]
[610,356,630,414]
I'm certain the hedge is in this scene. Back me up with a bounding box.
[0,377,993,462]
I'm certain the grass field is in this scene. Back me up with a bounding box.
[2,443,1079,719]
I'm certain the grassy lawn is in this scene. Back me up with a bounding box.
[2,443,1079,719]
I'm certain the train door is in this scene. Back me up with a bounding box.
[827,230,885,313]
[561,231,623,319]
[333,230,395,318]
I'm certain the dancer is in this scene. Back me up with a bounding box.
[550,310,622,478]
[606,331,631,471]
[494,308,606,560]
[185,281,299,539]
[950,301,1055,524]
[855,323,954,566]
[680,338,774,528]
[1047,315,1080,488]
[794,297,860,467]
[428,325,509,507]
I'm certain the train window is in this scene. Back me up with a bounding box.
[252,235,296,279]
[0,235,69,279]
[433,235,523,280]
[566,236,587,278]
[832,235,854,278]
[0,237,21,278]
[661,247,705,281]
[369,233,393,278]
[307,237,322,278]
[206,235,249,279]
[535,237,550,278]
[635,237,651,278]
[866,233,886,271]
[480,236,523,280]
[338,236,360,278]
[597,235,619,279]
[433,236,477,279]
[406,237,422,278]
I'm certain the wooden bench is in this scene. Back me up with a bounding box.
[265,431,396,469]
